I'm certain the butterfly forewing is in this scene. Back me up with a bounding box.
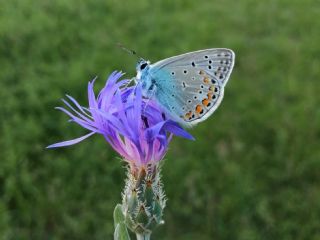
[149,49,235,126]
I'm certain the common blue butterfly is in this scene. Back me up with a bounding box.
[134,49,235,127]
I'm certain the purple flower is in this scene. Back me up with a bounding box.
[47,71,194,166]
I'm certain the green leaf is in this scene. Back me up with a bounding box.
[114,204,130,240]
[113,204,125,228]
[114,223,131,240]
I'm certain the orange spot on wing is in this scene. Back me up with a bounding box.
[196,105,203,114]
[207,92,213,100]
[202,98,210,106]
[203,77,210,84]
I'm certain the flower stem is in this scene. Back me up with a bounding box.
[136,233,151,240]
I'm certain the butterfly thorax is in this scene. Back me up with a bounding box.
[136,59,155,98]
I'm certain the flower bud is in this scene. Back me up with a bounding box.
[122,163,166,235]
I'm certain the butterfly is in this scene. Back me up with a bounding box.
[134,48,235,127]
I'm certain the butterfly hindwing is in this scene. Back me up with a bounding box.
[149,48,234,126]
[151,48,234,86]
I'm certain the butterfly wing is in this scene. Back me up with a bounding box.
[148,48,235,126]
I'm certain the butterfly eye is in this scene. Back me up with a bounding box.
[140,63,148,70]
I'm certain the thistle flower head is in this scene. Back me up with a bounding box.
[48,71,193,167]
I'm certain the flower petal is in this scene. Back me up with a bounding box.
[162,120,195,140]
[46,132,95,148]
[145,120,194,142]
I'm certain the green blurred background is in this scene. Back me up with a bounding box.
[1,0,320,239]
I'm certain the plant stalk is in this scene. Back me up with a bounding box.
[136,233,151,240]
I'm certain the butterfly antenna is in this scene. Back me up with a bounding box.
[116,43,141,58]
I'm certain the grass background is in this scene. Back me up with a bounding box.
[1,0,320,239]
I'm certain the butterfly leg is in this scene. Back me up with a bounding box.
[120,77,136,91]
[142,84,157,114]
